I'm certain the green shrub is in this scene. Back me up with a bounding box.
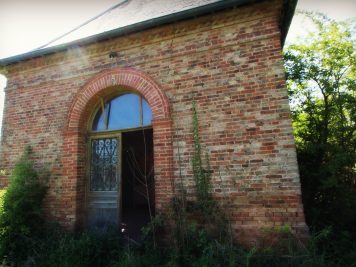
[0,147,47,265]
[38,227,125,267]
[0,188,6,213]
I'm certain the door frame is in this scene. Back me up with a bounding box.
[85,126,153,227]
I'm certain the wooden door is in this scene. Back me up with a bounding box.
[87,136,121,228]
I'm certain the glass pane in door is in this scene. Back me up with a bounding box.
[90,138,118,191]
[88,137,120,228]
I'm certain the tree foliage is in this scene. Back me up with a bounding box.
[284,12,355,240]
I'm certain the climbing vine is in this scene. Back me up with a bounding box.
[191,100,214,218]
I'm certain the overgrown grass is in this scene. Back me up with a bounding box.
[1,225,350,267]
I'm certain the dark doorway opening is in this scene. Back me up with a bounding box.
[121,128,154,240]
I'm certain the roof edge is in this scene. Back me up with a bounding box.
[280,0,298,47]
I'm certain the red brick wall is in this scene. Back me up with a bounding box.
[0,0,308,245]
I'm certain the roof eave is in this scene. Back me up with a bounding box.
[280,0,298,47]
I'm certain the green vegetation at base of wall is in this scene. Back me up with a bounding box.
[0,220,353,267]
[0,188,6,213]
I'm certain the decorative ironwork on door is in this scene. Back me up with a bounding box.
[88,136,121,228]
[90,138,118,191]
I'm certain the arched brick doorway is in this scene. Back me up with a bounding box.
[61,68,173,230]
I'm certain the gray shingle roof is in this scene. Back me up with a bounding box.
[42,0,223,49]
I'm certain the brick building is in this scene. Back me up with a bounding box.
[0,0,308,245]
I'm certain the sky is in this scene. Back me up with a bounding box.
[0,0,355,135]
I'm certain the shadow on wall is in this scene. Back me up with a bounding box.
[0,74,7,140]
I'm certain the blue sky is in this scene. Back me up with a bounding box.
[0,0,355,135]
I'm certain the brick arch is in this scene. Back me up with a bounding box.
[61,68,173,230]
[66,67,170,131]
